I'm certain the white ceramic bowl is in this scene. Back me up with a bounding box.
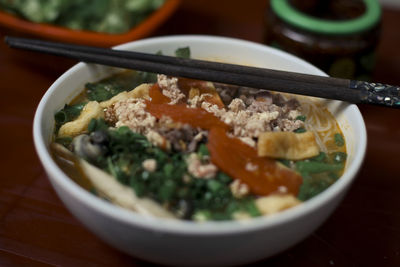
[33,35,367,266]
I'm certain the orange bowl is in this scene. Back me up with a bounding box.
[0,0,180,47]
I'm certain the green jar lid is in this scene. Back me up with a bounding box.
[271,0,381,35]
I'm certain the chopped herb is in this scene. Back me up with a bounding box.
[88,118,109,133]
[334,133,345,147]
[296,115,306,122]
[84,120,259,220]
[197,143,209,157]
[86,70,157,102]
[207,180,223,193]
[294,127,306,133]
[310,152,326,162]
[216,172,232,184]
[175,47,191,59]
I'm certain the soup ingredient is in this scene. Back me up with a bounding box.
[0,0,165,34]
[74,121,262,221]
[52,57,347,220]
[296,152,345,201]
[257,131,319,160]
[174,47,191,59]
[99,83,151,108]
[79,154,176,218]
[295,161,343,174]
[58,101,104,137]
[145,101,230,131]
[145,82,303,196]
[72,134,105,161]
[255,194,300,215]
[54,102,86,131]
[334,133,345,147]
[207,127,302,196]
[51,142,176,218]
[86,71,155,102]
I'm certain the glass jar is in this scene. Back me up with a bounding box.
[264,0,381,80]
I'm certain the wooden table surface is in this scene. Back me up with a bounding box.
[1,1,400,266]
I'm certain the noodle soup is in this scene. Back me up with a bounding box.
[51,64,347,221]
[34,36,367,266]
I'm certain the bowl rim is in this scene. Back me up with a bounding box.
[33,34,367,235]
[0,0,181,47]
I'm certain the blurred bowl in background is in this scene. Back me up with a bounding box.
[0,0,180,47]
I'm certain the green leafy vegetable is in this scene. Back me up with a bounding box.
[294,127,306,133]
[296,161,343,174]
[54,102,86,130]
[0,0,165,34]
[295,115,306,122]
[295,151,345,201]
[85,119,260,220]
[85,70,157,102]
[297,174,338,201]
[88,118,109,133]
[309,152,326,162]
[334,133,345,147]
[197,143,209,158]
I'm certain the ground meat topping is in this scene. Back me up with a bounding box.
[106,98,156,135]
[157,124,204,152]
[213,83,239,105]
[186,153,217,179]
[105,79,304,152]
[198,91,304,143]
[145,130,169,149]
[230,179,250,198]
[157,74,185,105]
[188,93,214,108]
[228,98,246,112]
[200,101,226,117]
[142,159,157,172]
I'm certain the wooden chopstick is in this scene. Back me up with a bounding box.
[5,36,400,108]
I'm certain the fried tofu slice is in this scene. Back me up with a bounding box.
[78,158,176,219]
[99,83,151,108]
[182,80,224,108]
[58,101,104,137]
[257,131,319,160]
[255,194,301,215]
[58,84,151,137]
[188,88,200,99]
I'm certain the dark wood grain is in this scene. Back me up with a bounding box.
[1,1,399,267]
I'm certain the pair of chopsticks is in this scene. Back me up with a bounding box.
[5,36,400,108]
